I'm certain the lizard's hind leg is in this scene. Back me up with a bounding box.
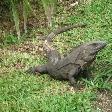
[43,40,61,64]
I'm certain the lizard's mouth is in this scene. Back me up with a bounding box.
[91,41,107,55]
[97,41,106,49]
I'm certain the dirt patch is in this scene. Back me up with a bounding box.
[5,40,45,56]
[93,90,112,112]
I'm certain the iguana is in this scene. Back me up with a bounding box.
[26,23,106,87]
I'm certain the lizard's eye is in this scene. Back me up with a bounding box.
[91,43,98,47]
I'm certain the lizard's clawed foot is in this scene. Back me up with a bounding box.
[73,84,84,90]
[70,85,84,92]
[69,83,84,90]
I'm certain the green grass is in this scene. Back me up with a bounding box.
[0,0,112,111]
[0,71,96,112]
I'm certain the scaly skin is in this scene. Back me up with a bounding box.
[26,24,106,87]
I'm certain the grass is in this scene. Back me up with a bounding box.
[0,0,112,111]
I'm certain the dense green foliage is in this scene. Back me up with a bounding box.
[41,0,57,27]
[0,0,57,38]
[1,0,32,37]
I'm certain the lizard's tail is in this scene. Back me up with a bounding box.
[46,23,87,42]
[43,23,86,52]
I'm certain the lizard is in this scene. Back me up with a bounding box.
[26,23,106,87]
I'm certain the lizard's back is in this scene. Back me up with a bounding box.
[46,45,83,80]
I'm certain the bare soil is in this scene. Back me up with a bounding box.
[93,90,112,112]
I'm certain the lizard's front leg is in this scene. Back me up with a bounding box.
[26,64,48,75]
[68,65,81,88]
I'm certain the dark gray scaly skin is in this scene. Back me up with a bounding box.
[26,24,106,87]
[39,23,87,42]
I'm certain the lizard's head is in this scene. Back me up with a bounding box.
[82,41,107,62]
